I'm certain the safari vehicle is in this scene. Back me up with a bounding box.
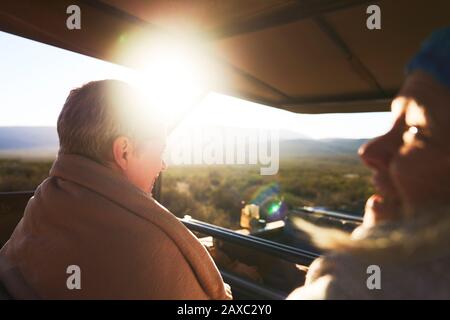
[0,0,449,300]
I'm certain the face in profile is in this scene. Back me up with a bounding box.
[126,138,167,195]
[359,71,450,223]
[109,86,168,195]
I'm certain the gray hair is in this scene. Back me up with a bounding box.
[57,79,164,164]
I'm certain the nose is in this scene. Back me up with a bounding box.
[161,159,167,172]
[358,129,401,171]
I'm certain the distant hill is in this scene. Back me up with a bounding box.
[0,127,58,149]
[0,126,368,160]
[280,138,368,158]
[0,127,58,159]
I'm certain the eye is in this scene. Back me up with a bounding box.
[408,126,418,135]
[403,125,430,145]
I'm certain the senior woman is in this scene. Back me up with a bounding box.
[289,27,450,299]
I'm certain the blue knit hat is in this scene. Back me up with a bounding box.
[406,26,450,89]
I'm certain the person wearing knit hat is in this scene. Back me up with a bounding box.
[289,27,450,299]
[407,26,450,89]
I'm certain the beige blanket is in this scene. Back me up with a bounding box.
[0,154,231,299]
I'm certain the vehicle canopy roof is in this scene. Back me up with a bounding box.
[1,0,449,113]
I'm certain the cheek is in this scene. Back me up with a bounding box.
[126,155,159,188]
[390,146,450,206]
[139,153,163,177]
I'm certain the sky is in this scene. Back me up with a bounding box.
[0,31,393,139]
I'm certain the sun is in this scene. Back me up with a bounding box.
[120,34,212,126]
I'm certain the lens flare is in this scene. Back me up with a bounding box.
[249,182,287,222]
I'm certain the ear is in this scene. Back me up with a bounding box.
[112,136,131,171]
